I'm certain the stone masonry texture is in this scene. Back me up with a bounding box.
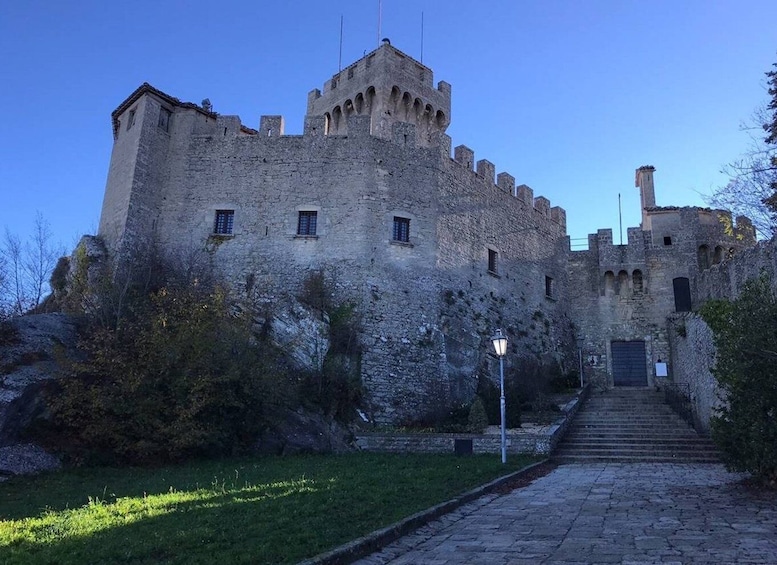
[95,41,768,426]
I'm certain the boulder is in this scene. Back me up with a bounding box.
[258,297,330,372]
[0,443,61,479]
[0,314,78,475]
[255,408,355,455]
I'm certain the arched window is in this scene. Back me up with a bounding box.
[603,271,615,296]
[713,246,724,264]
[698,245,710,270]
[616,270,629,295]
[633,270,644,293]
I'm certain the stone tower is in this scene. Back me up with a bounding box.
[635,165,656,230]
[306,40,451,146]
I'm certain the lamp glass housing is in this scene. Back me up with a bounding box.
[491,330,508,357]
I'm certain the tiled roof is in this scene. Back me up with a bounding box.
[110,82,216,136]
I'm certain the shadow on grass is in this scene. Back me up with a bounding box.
[1,453,537,564]
[3,481,344,565]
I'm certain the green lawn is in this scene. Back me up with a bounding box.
[0,452,537,564]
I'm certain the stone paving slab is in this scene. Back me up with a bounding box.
[353,463,777,564]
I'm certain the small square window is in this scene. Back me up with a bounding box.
[158,107,171,132]
[488,249,498,274]
[545,276,554,298]
[663,236,672,246]
[126,108,136,131]
[298,211,318,236]
[392,216,410,243]
[214,210,234,234]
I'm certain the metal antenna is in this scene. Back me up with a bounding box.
[338,15,343,71]
[618,193,623,245]
[420,11,424,62]
[377,0,382,47]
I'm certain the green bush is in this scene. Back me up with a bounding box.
[298,302,363,421]
[700,274,777,485]
[467,397,488,433]
[476,374,521,428]
[36,285,289,465]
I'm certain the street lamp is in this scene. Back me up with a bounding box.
[491,329,508,464]
[576,334,585,389]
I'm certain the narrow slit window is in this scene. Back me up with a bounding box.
[545,276,553,298]
[126,108,136,131]
[158,107,171,131]
[392,216,410,243]
[214,210,234,234]
[488,249,498,274]
[297,211,318,236]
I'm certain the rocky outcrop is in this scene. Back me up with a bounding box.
[0,443,61,479]
[0,314,80,476]
[0,307,352,476]
[255,408,354,455]
[257,297,330,373]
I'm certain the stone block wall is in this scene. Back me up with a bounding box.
[567,203,752,390]
[667,237,777,432]
[667,313,719,434]
[99,82,574,425]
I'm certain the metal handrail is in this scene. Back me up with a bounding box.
[662,381,700,432]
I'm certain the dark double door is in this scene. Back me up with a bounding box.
[611,341,648,386]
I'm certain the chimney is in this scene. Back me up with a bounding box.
[635,165,656,229]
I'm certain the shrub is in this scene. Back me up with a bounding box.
[298,302,363,421]
[476,374,521,429]
[700,274,777,485]
[467,397,488,433]
[36,284,290,465]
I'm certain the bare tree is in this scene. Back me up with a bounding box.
[1,214,64,316]
[24,213,61,309]
[3,228,28,316]
[707,105,777,239]
[0,249,9,319]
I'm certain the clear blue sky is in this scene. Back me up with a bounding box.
[2,0,776,250]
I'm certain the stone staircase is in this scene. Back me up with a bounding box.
[553,388,719,463]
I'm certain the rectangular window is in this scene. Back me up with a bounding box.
[297,211,318,236]
[545,276,554,298]
[488,249,498,274]
[663,236,672,246]
[126,108,136,131]
[392,216,410,243]
[213,210,234,234]
[158,107,171,132]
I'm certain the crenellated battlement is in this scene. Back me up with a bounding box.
[98,42,764,424]
[450,143,566,228]
[306,41,450,147]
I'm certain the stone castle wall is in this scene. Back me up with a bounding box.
[567,207,751,389]
[96,44,763,426]
[668,237,777,431]
[100,85,571,424]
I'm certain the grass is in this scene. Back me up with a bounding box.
[0,452,537,564]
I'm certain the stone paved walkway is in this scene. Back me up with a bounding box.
[354,463,777,564]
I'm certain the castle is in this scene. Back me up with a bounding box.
[96,41,755,424]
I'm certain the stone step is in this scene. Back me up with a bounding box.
[573,419,690,425]
[560,436,715,445]
[556,442,718,452]
[554,447,719,458]
[558,434,716,443]
[553,454,721,463]
[553,388,717,464]
[571,423,696,430]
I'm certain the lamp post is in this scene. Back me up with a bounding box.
[491,329,508,464]
[576,335,585,389]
